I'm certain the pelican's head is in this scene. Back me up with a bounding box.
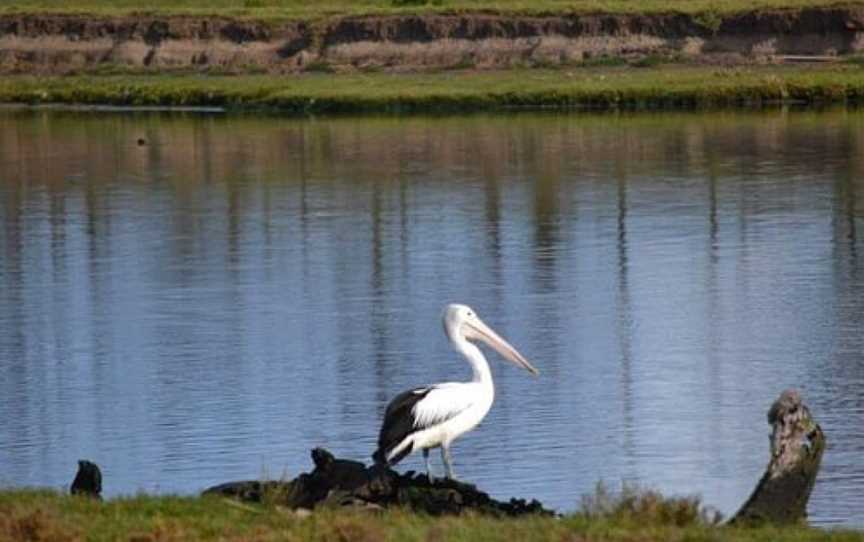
[442,304,539,375]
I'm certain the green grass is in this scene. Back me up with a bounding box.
[0,0,860,21]
[1,65,863,113]
[1,488,862,541]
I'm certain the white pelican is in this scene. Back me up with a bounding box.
[373,304,538,480]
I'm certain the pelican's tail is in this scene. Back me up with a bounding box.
[373,439,413,468]
[375,387,429,468]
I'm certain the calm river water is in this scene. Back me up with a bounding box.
[1,109,862,526]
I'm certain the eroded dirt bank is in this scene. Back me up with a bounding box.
[2,8,864,74]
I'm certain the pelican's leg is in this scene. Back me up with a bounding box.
[423,449,435,481]
[441,445,457,480]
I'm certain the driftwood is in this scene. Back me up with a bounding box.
[731,389,825,525]
[70,460,103,499]
[203,448,552,517]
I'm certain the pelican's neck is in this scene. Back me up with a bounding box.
[453,336,493,385]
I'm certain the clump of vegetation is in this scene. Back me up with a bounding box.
[392,0,443,6]
[450,56,477,70]
[694,9,724,33]
[579,55,628,68]
[0,504,80,542]
[631,54,665,68]
[304,59,336,73]
[578,481,722,527]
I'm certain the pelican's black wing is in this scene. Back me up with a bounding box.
[373,386,432,466]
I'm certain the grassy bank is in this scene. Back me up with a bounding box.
[1,489,862,541]
[1,0,859,20]
[2,65,864,113]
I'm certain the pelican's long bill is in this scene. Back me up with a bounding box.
[464,317,539,376]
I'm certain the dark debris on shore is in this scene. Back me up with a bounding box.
[203,447,552,517]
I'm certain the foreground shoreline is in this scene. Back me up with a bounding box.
[2,489,863,541]
[2,65,863,113]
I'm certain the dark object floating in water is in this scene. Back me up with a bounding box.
[203,447,551,517]
[731,389,825,525]
[137,138,147,146]
[70,459,102,499]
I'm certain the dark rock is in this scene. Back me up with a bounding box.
[70,459,102,499]
[731,389,825,525]
[203,447,553,517]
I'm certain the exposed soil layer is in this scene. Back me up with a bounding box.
[1,8,864,74]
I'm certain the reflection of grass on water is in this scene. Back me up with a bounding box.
[1,65,863,113]
[1,487,861,541]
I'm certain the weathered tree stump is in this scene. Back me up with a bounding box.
[204,448,552,517]
[731,389,825,525]
[70,460,103,499]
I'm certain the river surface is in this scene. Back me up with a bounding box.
[1,109,862,526]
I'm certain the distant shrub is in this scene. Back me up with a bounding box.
[695,10,723,33]
[580,56,627,68]
[304,60,335,73]
[451,57,476,70]
[631,55,664,68]
[532,58,566,70]
[391,0,443,6]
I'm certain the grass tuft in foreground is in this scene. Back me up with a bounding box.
[579,481,723,527]
[1,487,863,541]
[1,65,863,113]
